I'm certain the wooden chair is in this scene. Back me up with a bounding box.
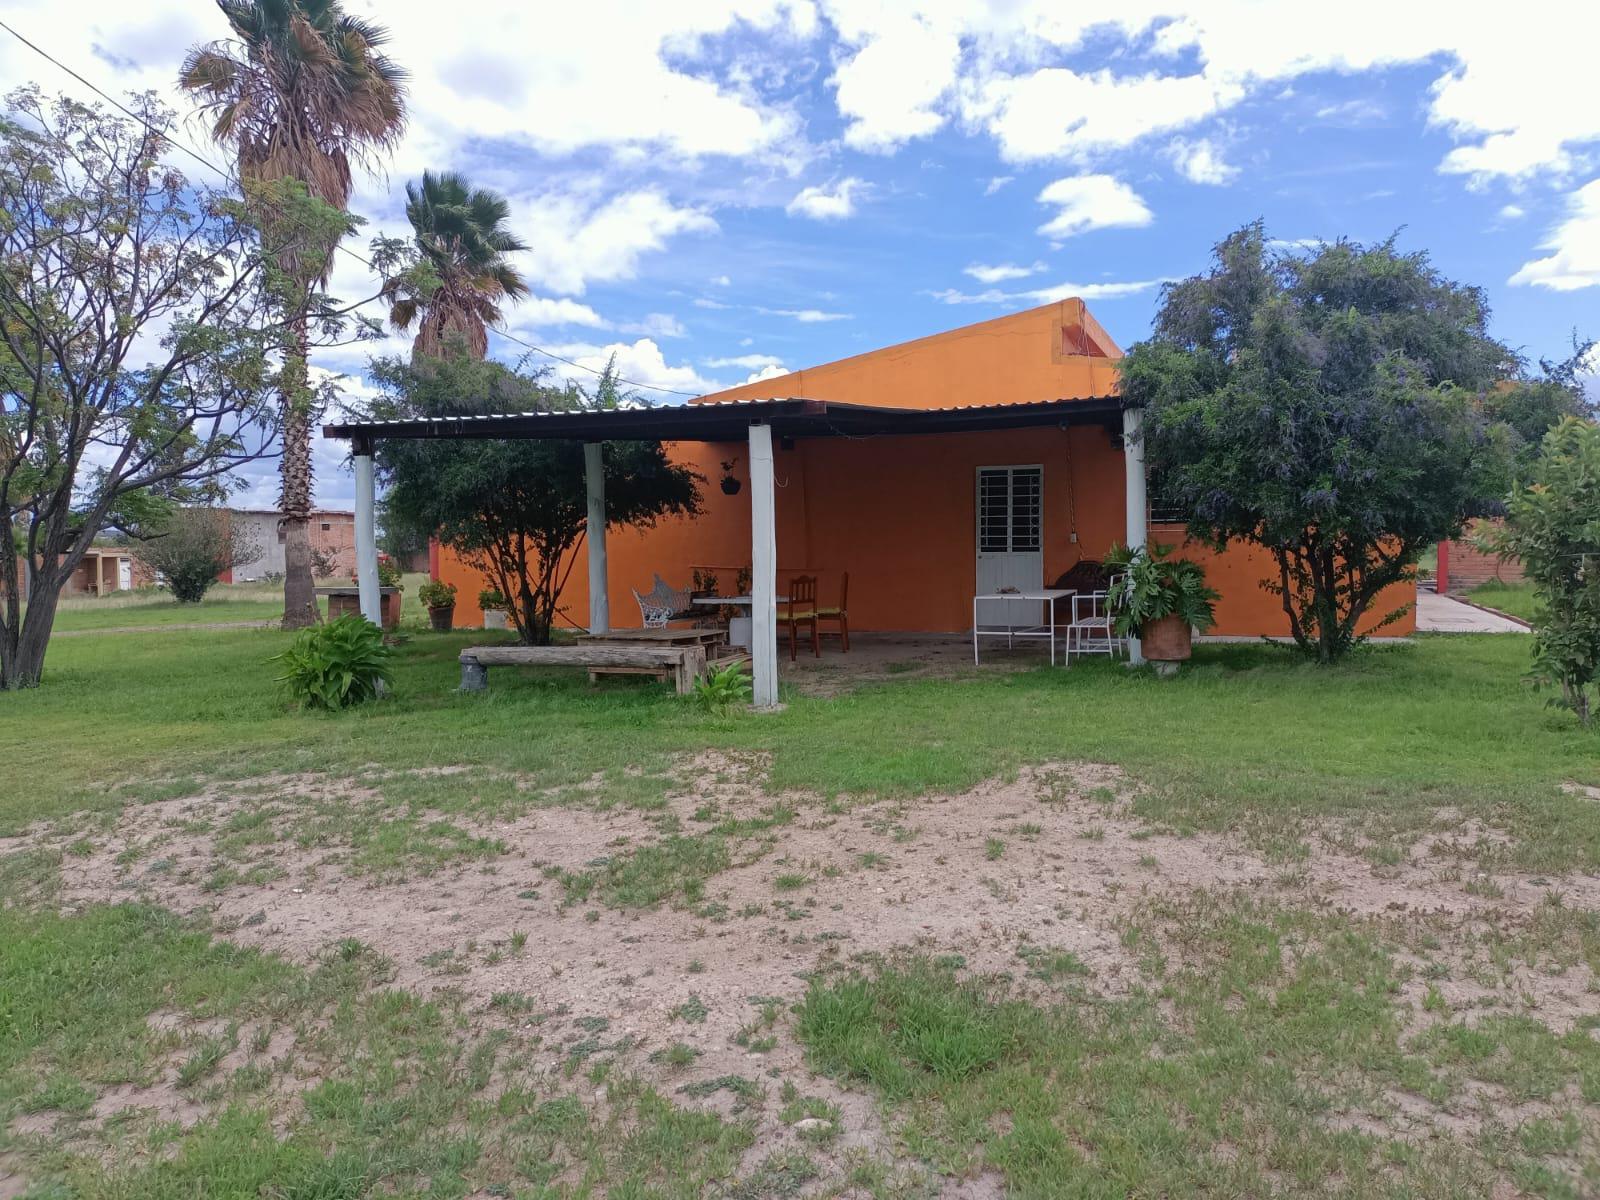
[815,571,849,652]
[784,574,820,660]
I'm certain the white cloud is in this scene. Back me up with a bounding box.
[711,274,732,286]
[542,337,721,396]
[786,177,866,220]
[933,278,1167,305]
[619,312,688,338]
[741,363,791,384]
[517,296,610,328]
[693,297,733,310]
[963,66,1239,165]
[963,262,1045,284]
[1035,175,1153,239]
[1167,137,1239,185]
[512,189,716,295]
[705,353,785,370]
[828,14,960,152]
[983,175,1014,195]
[1509,179,1600,291]
[813,2,1600,182]
[1500,204,1527,221]
[758,306,852,322]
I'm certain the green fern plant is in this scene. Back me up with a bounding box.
[272,614,394,710]
[1103,542,1219,638]
[690,662,752,711]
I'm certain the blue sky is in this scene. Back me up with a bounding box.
[3,1,1596,505]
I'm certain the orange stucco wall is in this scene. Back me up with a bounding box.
[438,298,1415,637]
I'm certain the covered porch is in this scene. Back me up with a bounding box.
[324,394,1151,707]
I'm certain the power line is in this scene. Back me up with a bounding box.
[0,16,706,400]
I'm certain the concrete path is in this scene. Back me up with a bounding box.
[1416,590,1528,633]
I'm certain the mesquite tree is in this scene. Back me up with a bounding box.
[1122,223,1521,662]
[129,507,264,604]
[0,89,347,687]
[366,353,701,644]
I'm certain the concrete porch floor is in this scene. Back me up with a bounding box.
[777,632,1073,696]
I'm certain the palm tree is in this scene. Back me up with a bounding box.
[386,171,529,360]
[180,0,407,628]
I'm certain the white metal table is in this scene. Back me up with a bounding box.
[691,594,790,650]
[972,588,1075,666]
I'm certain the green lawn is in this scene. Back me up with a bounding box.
[6,624,1596,867]
[43,574,434,633]
[3,625,1598,1197]
[1467,579,1540,623]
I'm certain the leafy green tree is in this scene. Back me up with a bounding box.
[1485,419,1600,727]
[367,354,701,644]
[1122,223,1518,662]
[0,90,333,688]
[379,171,529,360]
[181,0,408,629]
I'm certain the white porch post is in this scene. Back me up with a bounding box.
[748,422,778,708]
[1121,405,1147,665]
[353,446,382,627]
[584,442,610,634]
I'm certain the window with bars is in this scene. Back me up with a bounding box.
[977,467,1042,553]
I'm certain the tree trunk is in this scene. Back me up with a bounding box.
[280,323,318,629]
[0,572,66,689]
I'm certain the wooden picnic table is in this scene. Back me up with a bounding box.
[578,627,725,646]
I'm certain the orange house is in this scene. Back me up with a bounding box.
[433,299,1412,640]
[329,299,1415,702]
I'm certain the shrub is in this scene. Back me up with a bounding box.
[477,587,506,611]
[690,662,752,711]
[376,555,403,589]
[1485,418,1600,727]
[272,615,393,710]
[129,508,261,604]
[418,580,456,609]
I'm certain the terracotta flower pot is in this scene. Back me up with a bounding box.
[1140,614,1192,662]
[428,604,455,632]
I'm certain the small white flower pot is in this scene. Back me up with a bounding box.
[483,608,508,630]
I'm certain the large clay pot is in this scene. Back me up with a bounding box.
[1140,614,1192,662]
[428,604,455,632]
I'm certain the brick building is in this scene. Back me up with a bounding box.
[1437,519,1524,594]
[223,508,358,582]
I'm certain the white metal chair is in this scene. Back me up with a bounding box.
[631,574,693,627]
[1064,574,1126,663]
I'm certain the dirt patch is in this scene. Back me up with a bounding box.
[22,753,1600,1181]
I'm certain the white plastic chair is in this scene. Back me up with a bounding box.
[1064,574,1126,663]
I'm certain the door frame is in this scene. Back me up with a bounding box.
[974,463,1045,624]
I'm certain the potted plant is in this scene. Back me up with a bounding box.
[1104,542,1219,675]
[419,579,457,631]
[344,555,404,628]
[478,587,509,631]
[718,460,741,496]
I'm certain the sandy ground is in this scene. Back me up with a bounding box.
[9,754,1600,1186]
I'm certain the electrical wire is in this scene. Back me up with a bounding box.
[0,16,706,399]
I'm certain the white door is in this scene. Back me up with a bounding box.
[117,558,132,591]
[976,465,1044,626]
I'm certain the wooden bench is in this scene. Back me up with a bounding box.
[459,643,707,695]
